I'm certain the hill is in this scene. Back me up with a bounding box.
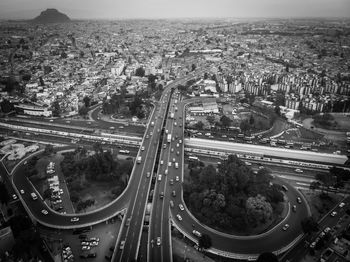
[32,8,70,24]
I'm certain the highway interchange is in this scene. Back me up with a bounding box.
[1,72,348,261]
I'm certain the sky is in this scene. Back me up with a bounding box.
[0,0,349,20]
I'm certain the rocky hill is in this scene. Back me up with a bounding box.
[32,8,71,24]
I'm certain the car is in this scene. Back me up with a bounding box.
[175,176,179,182]
[297,197,302,204]
[146,135,149,139]
[90,241,99,246]
[310,242,316,249]
[81,241,89,246]
[295,168,303,173]
[323,227,331,233]
[141,146,145,151]
[163,144,166,149]
[119,240,125,250]
[156,237,161,246]
[282,224,290,231]
[160,192,164,199]
[160,160,164,165]
[171,148,174,152]
[126,218,131,227]
[319,231,326,238]
[168,162,172,167]
[179,204,184,211]
[158,174,162,181]
[331,211,337,217]
[87,253,96,258]
[20,189,25,194]
[71,217,79,222]
[41,209,48,215]
[176,214,182,221]
[170,200,174,208]
[169,179,174,185]
[12,194,17,200]
[146,172,151,178]
[176,151,180,155]
[90,237,99,242]
[192,230,202,237]
[176,143,179,148]
[339,202,345,208]
[79,234,87,239]
[292,205,297,212]
[172,158,176,163]
[172,190,176,197]
[82,245,90,250]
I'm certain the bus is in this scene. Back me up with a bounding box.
[119,150,130,154]
[188,156,199,162]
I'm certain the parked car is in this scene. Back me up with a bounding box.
[282,224,290,231]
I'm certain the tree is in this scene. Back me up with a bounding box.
[0,99,14,113]
[249,115,255,126]
[0,182,10,205]
[78,105,89,116]
[194,121,204,130]
[257,252,278,262]
[246,194,273,226]
[206,115,215,126]
[51,100,61,117]
[301,217,318,234]
[191,63,196,71]
[240,119,250,133]
[135,67,145,77]
[198,234,212,249]
[83,96,91,107]
[93,142,103,155]
[220,115,232,128]
[44,144,54,155]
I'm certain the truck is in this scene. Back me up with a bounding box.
[136,156,142,164]
[144,203,152,226]
[167,134,172,143]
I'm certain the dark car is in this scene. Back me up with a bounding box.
[87,253,97,258]
[79,234,87,239]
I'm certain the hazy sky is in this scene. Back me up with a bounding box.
[0,0,349,19]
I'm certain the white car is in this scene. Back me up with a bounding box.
[160,160,164,165]
[41,209,48,215]
[176,214,182,221]
[20,189,25,194]
[71,217,79,222]
[282,224,290,231]
[12,194,17,200]
[157,237,161,246]
[168,162,172,167]
[330,211,337,217]
[179,204,184,211]
[158,174,162,181]
[175,176,179,182]
[82,245,90,250]
[295,169,303,173]
[141,146,145,151]
[339,202,345,208]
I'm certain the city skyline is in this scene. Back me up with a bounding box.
[0,0,350,20]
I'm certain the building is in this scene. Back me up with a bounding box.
[14,104,52,117]
[0,226,15,254]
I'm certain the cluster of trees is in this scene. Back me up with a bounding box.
[312,166,350,192]
[60,144,133,202]
[102,92,146,119]
[312,113,335,128]
[183,155,284,232]
[178,79,197,95]
[24,156,39,178]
